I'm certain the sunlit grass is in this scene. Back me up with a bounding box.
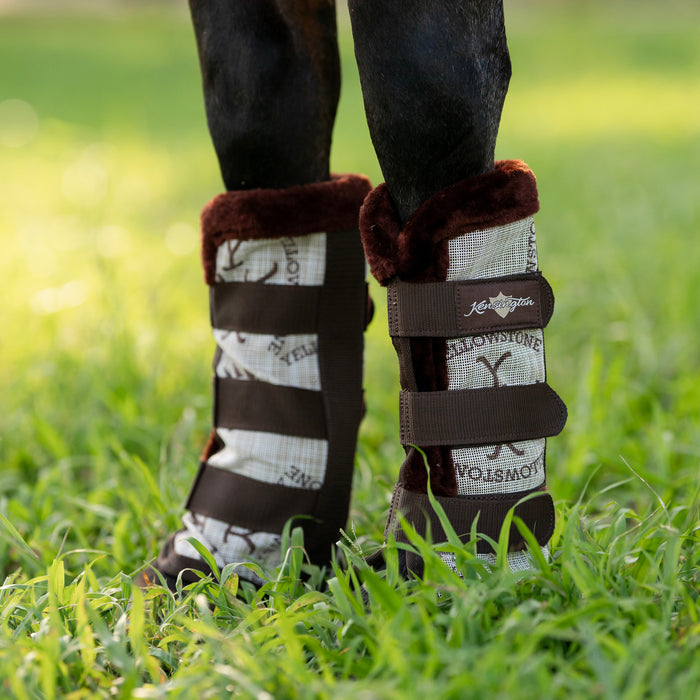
[505,77,700,141]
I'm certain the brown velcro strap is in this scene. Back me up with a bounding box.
[399,383,567,447]
[387,273,554,338]
[185,462,320,532]
[210,282,320,334]
[214,377,326,439]
[388,484,554,554]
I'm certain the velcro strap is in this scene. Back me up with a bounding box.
[185,463,319,533]
[389,484,555,554]
[214,377,326,439]
[211,282,320,334]
[399,383,567,447]
[387,273,554,337]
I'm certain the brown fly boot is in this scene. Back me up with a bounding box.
[140,174,372,588]
[360,160,566,576]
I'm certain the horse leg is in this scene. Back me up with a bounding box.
[142,1,372,588]
[189,0,340,189]
[350,0,566,574]
[349,0,511,221]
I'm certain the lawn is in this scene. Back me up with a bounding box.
[1,1,699,697]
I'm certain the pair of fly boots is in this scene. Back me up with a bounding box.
[141,161,565,588]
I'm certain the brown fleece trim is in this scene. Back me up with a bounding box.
[360,160,539,285]
[401,446,457,496]
[201,173,372,285]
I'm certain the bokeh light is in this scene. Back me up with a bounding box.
[0,98,39,148]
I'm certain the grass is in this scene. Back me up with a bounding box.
[1,1,699,697]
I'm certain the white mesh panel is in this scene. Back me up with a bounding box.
[446,329,545,390]
[214,233,326,286]
[446,217,536,281]
[439,544,549,574]
[209,428,327,490]
[175,513,281,585]
[213,330,320,391]
[452,439,545,494]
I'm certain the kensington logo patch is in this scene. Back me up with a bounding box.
[456,276,548,334]
[464,291,535,319]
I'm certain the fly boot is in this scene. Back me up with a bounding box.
[139,173,372,588]
[359,160,566,576]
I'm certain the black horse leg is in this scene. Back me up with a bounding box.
[141,1,374,589]
[348,0,511,221]
[350,2,562,574]
[188,0,341,190]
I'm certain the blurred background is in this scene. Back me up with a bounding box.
[1,0,699,573]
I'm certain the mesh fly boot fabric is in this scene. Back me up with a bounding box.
[148,174,372,587]
[359,160,567,576]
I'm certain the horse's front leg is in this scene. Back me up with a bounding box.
[349,0,511,221]
[351,0,566,576]
[189,0,341,189]
[141,1,373,589]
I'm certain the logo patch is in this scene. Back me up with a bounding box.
[465,292,535,319]
[455,277,548,334]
